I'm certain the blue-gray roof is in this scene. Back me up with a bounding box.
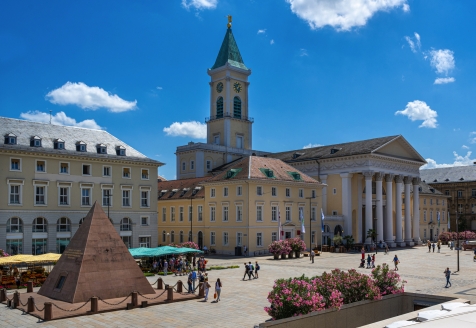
[0,116,163,165]
[420,165,476,183]
[211,28,248,70]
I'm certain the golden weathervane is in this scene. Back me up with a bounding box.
[227,15,232,29]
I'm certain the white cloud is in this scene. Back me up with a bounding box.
[429,49,455,75]
[46,82,137,113]
[303,143,323,149]
[402,3,410,12]
[404,32,421,53]
[181,0,217,10]
[462,145,470,149]
[270,39,275,45]
[395,100,438,128]
[156,86,163,90]
[470,132,476,144]
[257,29,266,34]
[434,77,455,84]
[286,0,408,31]
[20,111,102,130]
[299,48,309,56]
[422,151,476,169]
[163,121,206,139]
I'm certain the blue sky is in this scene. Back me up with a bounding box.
[1,0,476,179]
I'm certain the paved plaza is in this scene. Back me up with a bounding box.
[2,246,476,327]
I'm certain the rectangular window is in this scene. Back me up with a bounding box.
[285,206,291,221]
[223,187,228,197]
[206,160,211,170]
[299,189,304,198]
[311,190,316,198]
[162,207,167,222]
[236,205,243,222]
[424,229,427,238]
[103,166,111,177]
[272,187,277,196]
[10,184,22,204]
[458,190,463,198]
[211,188,216,197]
[123,167,131,178]
[141,169,149,179]
[257,232,263,247]
[198,205,203,221]
[190,161,195,170]
[257,206,263,221]
[332,210,338,215]
[271,232,278,242]
[32,239,47,255]
[257,186,263,196]
[430,211,433,222]
[311,231,316,245]
[182,162,186,171]
[472,189,476,197]
[442,211,446,221]
[223,232,229,245]
[82,188,91,206]
[60,162,69,174]
[423,211,427,222]
[311,207,316,221]
[285,188,290,197]
[59,187,69,205]
[333,188,337,195]
[472,204,476,214]
[442,200,445,206]
[237,186,242,196]
[36,160,46,172]
[35,186,46,205]
[430,199,433,205]
[56,238,70,254]
[122,190,131,207]
[236,136,243,149]
[179,207,184,221]
[139,237,151,248]
[271,206,277,221]
[436,199,439,205]
[445,190,450,196]
[214,135,220,145]
[237,232,243,246]
[210,206,216,221]
[10,158,21,171]
[423,198,426,205]
[122,236,132,249]
[189,206,192,222]
[102,189,112,207]
[210,232,216,246]
[82,164,91,175]
[223,206,229,221]
[141,190,149,207]
[171,207,175,221]
[141,217,149,226]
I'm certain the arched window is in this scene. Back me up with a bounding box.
[233,96,241,119]
[7,217,23,233]
[334,225,343,236]
[32,217,48,232]
[216,97,223,118]
[120,218,132,231]
[171,230,175,243]
[57,217,71,232]
[180,231,184,243]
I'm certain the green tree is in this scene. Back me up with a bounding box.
[343,235,355,250]
[457,215,467,232]
[366,229,378,242]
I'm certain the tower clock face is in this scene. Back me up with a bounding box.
[233,82,242,93]
[216,82,223,93]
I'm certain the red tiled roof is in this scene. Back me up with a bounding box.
[157,177,210,200]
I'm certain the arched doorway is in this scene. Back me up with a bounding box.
[334,225,343,236]
[198,231,203,249]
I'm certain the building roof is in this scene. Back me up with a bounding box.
[414,181,445,196]
[0,117,163,165]
[420,165,476,184]
[270,135,415,162]
[211,28,248,70]
[157,177,210,200]
[207,156,321,184]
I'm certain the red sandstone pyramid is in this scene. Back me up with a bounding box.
[38,202,155,303]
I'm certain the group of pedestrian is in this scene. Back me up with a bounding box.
[201,278,223,302]
[242,261,260,280]
[427,240,442,253]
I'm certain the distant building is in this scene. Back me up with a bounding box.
[0,117,163,255]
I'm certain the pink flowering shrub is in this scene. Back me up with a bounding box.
[288,237,307,252]
[180,241,200,250]
[438,231,476,242]
[268,240,292,255]
[265,275,326,319]
[371,263,406,296]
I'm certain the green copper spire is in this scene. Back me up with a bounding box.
[211,28,248,70]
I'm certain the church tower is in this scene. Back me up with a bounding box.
[206,19,253,150]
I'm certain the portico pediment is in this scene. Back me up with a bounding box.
[373,135,426,164]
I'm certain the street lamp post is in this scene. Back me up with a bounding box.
[106,190,112,219]
[306,196,316,252]
[456,209,459,272]
[190,196,193,242]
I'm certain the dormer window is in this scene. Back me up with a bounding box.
[31,136,42,147]
[76,141,87,152]
[225,168,242,179]
[192,187,201,196]
[292,152,304,159]
[330,148,342,154]
[97,144,107,154]
[159,190,168,198]
[4,133,17,145]
[54,139,65,149]
[180,188,190,197]
[116,145,126,156]
[260,168,275,178]
[287,171,302,181]
[169,189,179,198]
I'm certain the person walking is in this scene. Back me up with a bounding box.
[366,254,371,269]
[437,240,441,253]
[191,268,197,293]
[242,262,249,281]
[361,247,365,261]
[432,242,436,253]
[248,262,255,279]
[444,267,451,288]
[187,272,193,294]
[385,243,389,255]
[215,278,222,302]
[310,249,315,263]
[371,254,376,268]
[243,245,247,257]
[427,240,431,252]
[393,254,399,271]
[163,259,168,276]
[255,261,260,278]
[202,278,211,301]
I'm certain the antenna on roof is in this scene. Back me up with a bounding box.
[49,110,52,124]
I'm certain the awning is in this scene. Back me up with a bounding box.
[129,246,203,258]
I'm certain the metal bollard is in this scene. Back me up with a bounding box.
[177,281,183,293]
[90,297,98,313]
[157,278,163,290]
[44,302,53,321]
[0,289,6,302]
[166,286,173,301]
[131,292,138,307]
[13,292,19,308]
[27,297,34,313]
[27,281,34,293]
[198,282,204,297]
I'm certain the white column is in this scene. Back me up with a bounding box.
[404,176,414,246]
[395,175,404,245]
[385,174,395,246]
[363,171,374,244]
[225,75,231,115]
[340,173,353,237]
[375,172,384,244]
[357,174,363,243]
[413,177,421,244]
[321,175,328,215]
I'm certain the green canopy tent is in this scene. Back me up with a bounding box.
[129,246,203,258]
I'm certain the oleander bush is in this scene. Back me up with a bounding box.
[268,240,292,255]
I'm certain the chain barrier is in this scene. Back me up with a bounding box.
[34,303,44,312]
[193,284,200,292]
[98,293,132,306]
[136,289,167,300]
[172,281,181,293]
[51,299,90,312]
[18,296,28,307]
[149,278,161,286]
[4,294,14,302]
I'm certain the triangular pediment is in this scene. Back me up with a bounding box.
[38,202,154,303]
[373,135,426,163]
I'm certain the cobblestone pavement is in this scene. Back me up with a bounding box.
[2,246,476,327]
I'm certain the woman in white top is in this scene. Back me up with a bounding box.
[215,278,222,301]
[203,278,211,301]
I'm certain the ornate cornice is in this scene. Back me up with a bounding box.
[362,171,374,179]
[395,175,404,183]
[375,172,384,181]
[385,173,395,182]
